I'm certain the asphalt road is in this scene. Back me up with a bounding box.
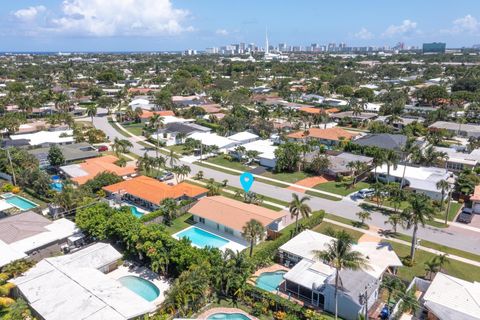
[93,109,480,255]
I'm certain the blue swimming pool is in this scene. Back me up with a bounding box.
[2,194,38,211]
[130,206,143,218]
[118,276,160,302]
[208,313,250,320]
[175,227,229,249]
[255,270,287,292]
[50,182,63,192]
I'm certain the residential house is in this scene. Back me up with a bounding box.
[60,155,137,185]
[304,152,373,178]
[154,122,211,146]
[278,230,402,320]
[429,121,480,138]
[188,196,288,242]
[434,147,480,172]
[375,116,425,131]
[138,110,175,123]
[9,129,75,148]
[353,133,425,161]
[235,139,278,168]
[470,185,480,214]
[227,131,260,144]
[103,175,208,211]
[330,111,378,123]
[421,272,480,320]
[172,94,206,107]
[28,142,99,168]
[0,211,78,267]
[12,243,156,320]
[373,164,452,200]
[188,132,240,152]
[287,127,358,147]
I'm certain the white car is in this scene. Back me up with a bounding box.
[356,188,375,199]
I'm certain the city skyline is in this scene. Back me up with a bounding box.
[0,0,479,51]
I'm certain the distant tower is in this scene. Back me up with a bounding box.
[265,28,269,54]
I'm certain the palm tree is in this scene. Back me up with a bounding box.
[380,275,405,306]
[161,198,178,226]
[385,213,402,233]
[356,211,371,226]
[347,160,367,187]
[138,152,154,176]
[206,179,220,196]
[242,219,265,257]
[436,253,450,272]
[313,231,368,320]
[401,193,435,262]
[371,150,385,183]
[385,151,399,182]
[289,194,312,235]
[424,258,439,280]
[168,149,180,168]
[86,104,98,122]
[234,145,246,162]
[149,114,164,159]
[436,179,450,210]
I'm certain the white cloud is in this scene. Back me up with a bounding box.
[354,27,374,40]
[382,19,417,37]
[215,29,229,36]
[13,6,46,21]
[12,0,192,37]
[443,15,479,34]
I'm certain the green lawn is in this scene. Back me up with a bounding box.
[194,161,241,176]
[313,221,364,241]
[435,201,462,222]
[166,144,189,155]
[122,122,145,136]
[313,181,371,196]
[261,171,311,184]
[165,213,195,234]
[324,213,369,230]
[205,155,252,172]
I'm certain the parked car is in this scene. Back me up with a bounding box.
[97,145,108,152]
[457,208,473,224]
[356,188,375,199]
[158,172,174,181]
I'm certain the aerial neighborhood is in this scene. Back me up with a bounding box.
[1,3,480,320]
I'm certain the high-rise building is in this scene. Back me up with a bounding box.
[423,42,446,54]
[327,43,336,51]
[278,43,288,52]
[205,47,219,54]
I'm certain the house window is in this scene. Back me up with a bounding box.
[199,217,205,224]
[224,226,234,235]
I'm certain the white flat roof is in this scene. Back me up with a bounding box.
[12,244,155,320]
[0,239,27,267]
[237,139,278,160]
[189,132,239,149]
[10,130,74,146]
[375,164,451,192]
[424,272,480,320]
[227,131,259,142]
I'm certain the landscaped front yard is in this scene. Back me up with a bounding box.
[313,181,371,196]
[122,122,144,136]
[261,170,311,184]
[205,155,252,172]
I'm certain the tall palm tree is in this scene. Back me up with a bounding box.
[436,179,450,210]
[385,151,399,182]
[149,114,164,159]
[356,211,371,225]
[138,152,154,176]
[401,193,435,261]
[289,194,312,235]
[242,219,265,257]
[380,275,405,306]
[86,104,98,122]
[313,231,368,320]
[168,149,180,168]
[371,149,385,183]
[385,213,401,233]
[347,160,367,187]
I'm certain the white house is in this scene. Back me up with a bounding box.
[235,139,278,168]
[374,164,452,201]
[227,131,259,144]
[10,130,74,147]
[422,272,480,320]
[278,230,402,320]
[12,243,156,320]
[0,211,78,267]
[189,132,240,152]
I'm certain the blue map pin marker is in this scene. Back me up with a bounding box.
[240,172,254,192]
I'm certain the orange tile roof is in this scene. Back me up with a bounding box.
[471,185,480,201]
[188,196,286,231]
[72,155,137,185]
[139,110,175,119]
[102,176,208,205]
[287,127,358,141]
[325,108,341,114]
[299,107,324,114]
[128,88,155,94]
[199,104,222,113]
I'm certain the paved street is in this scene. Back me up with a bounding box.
[93,109,480,255]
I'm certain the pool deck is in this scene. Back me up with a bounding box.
[250,263,288,287]
[173,224,248,252]
[197,307,258,320]
[107,264,170,306]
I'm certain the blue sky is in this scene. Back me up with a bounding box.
[0,0,479,51]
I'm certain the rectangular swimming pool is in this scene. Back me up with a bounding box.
[175,226,230,249]
[2,194,38,211]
